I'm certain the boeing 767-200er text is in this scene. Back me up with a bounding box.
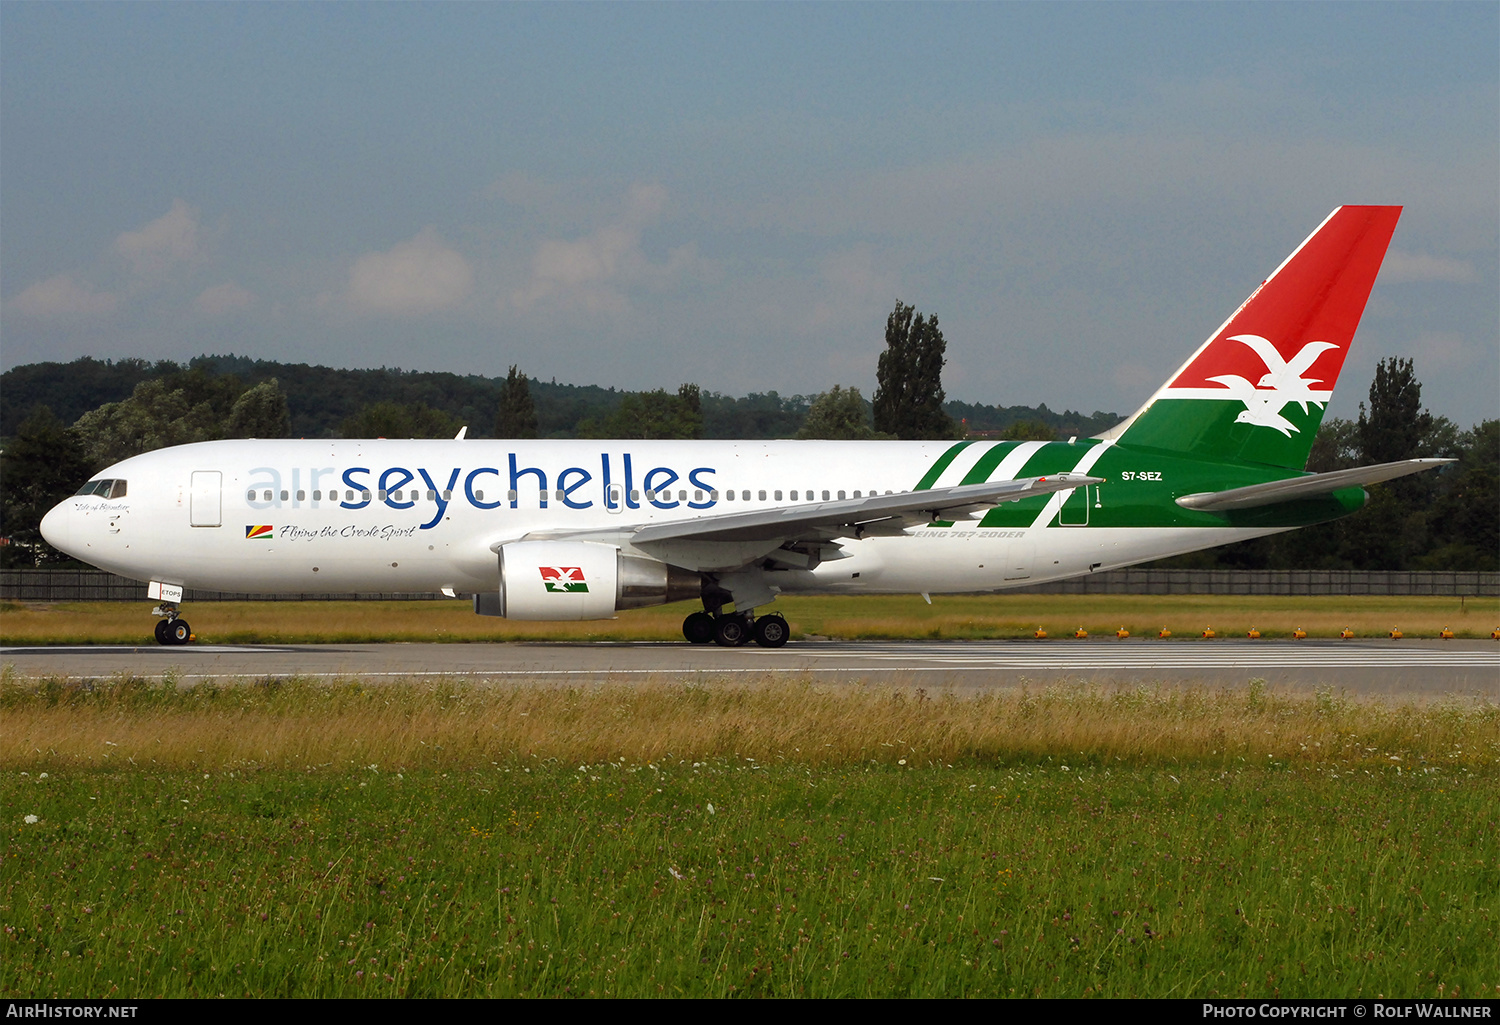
[41,205,1448,648]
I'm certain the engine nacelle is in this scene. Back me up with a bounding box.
[474,540,702,620]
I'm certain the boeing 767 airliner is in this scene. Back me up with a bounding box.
[40,205,1448,647]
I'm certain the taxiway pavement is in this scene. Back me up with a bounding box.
[2,638,1496,700]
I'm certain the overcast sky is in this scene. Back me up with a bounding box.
[3,3,1495,426]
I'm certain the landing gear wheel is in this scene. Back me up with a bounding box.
[683,612,716,645]
[154,619,170,645]
[166,619,192,645]
[753,614,789,648]
[713,615,749,647]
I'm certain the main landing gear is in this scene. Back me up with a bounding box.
[681,609,789,648]
[152,604,193,646]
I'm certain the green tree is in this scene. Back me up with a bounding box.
[495,365,539,439]
[1358,358,1434,466]
[1419,419,1499,571]
[70,378,218,469]
[1346,357,1459,568]
[577,385,703,439]
[342,402,460,439]
[224,378,291,439]
[677,383,702,438]
[797,385,884,440]
[1303,417,1360,473]
[0,407,93,566]
[1000,419,1057,442]
[873,300,957,439]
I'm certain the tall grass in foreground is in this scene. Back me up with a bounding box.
[2,674,1497,771]
[4,679,1495,998]
[4,762,1496,997]
[3,594,1496,644]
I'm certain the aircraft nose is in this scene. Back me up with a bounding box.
[39,501,73,555]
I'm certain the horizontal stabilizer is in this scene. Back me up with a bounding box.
[1175,458,1452,512]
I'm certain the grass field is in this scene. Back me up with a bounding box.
[3,676,1497,997]
[3,593,1497,645]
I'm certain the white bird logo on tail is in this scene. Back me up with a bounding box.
[1206,334,1338,436]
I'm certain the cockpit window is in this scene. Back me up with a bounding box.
[74,479,127,499]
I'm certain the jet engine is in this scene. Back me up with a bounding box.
[474,540,702,620]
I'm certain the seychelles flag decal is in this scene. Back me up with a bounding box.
[245,525,274,540]
[540,566,588,593]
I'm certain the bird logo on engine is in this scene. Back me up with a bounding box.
[540,566,589,593]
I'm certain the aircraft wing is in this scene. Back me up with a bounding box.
[626,473,1102,544]
[496,473,1102,555]
[1174,458,1453,512]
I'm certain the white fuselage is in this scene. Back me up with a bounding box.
[40,438,1278,603]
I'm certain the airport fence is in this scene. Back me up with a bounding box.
[1013,568,1498,596]
[2,567,1496,602]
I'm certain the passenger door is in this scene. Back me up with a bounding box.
[190,471,222,527]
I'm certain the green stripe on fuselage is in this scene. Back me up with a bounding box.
[958,442,1019,485]
[977,441,1100,527]
[912,431,1362,532]
[914,441,973,490]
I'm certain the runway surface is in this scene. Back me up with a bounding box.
[3,638,1496,699]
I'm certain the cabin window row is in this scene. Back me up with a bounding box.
[246,486,896,504]
[248,488,455,502]
[723,489,892,502]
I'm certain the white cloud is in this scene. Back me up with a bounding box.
[7,273,118,319]
[114,199,201,279]
[6,200,205,322]
[195,282,258,315]
[343,227,474,315]
[1379,250,1478,284]
[508,184,696,316]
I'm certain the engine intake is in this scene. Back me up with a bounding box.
[474,540,702,620]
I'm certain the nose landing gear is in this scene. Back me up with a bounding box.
[152,604,193,646]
